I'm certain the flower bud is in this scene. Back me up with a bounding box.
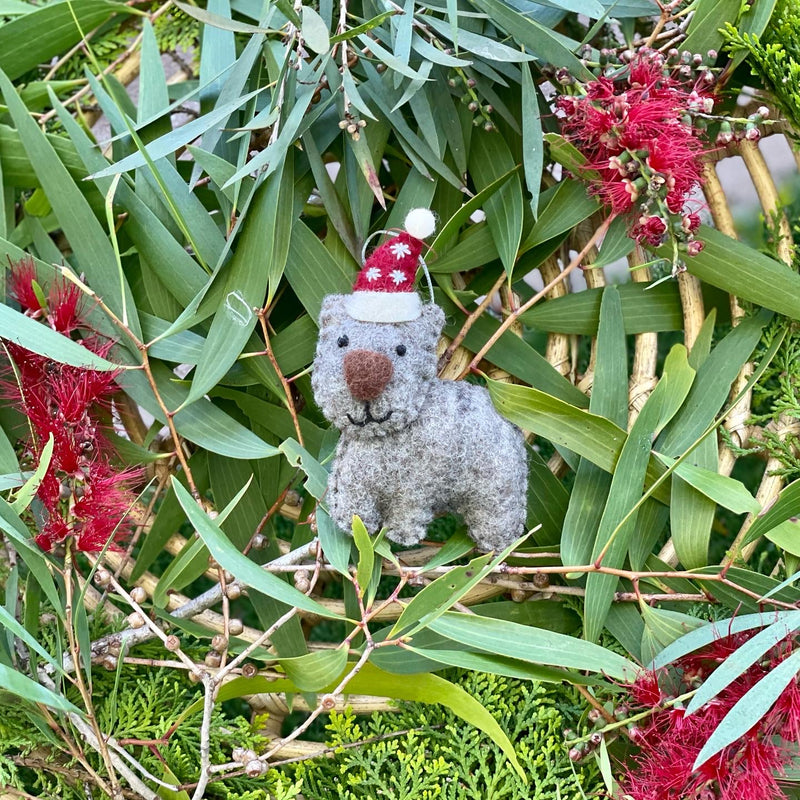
[686,239,704,256]
[555,67,573,85]
[716,121,733,145]
[568,746,583,762]
[745,123,761,141]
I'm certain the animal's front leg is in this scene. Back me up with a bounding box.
[383,505,434,547]
[327,463,381,534]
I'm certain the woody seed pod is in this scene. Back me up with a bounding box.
[164,635,180,652]
[130,586,147,604]
[226,583,242,600]
[245,759,265,778]
[320,693,338,710]
[251,533,267,550]
[127,612,145,629]
[229,619,244,636]
[94,569,111,587]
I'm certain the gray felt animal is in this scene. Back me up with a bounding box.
[311,209,528,552]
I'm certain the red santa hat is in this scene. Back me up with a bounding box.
[344,208,436,323]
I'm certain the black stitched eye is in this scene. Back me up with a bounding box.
[396,344,407,356]
[337,335,349,348]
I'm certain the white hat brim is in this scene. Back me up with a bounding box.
[344,291,422,323]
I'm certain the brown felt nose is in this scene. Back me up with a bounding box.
[343,349,394,401]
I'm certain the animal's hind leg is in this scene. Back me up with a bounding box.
[462,492,525,552]
[383,508,434,548]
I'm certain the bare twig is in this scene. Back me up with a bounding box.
[458,216,614,378]
[257,309,305,446]
[438,271,506,375]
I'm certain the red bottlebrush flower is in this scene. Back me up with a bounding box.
[3,258,139,554]
[7,256,44,316]
[556,48,713,267]
[633,215,668,247]
[47,279,84,335]
[621,628,800,800]
[682,213,701,234]
[630,671,664,707]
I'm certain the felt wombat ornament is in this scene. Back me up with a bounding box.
[311,208,528,551]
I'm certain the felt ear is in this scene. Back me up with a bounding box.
[319,295,347,329]
[420,303,445,339]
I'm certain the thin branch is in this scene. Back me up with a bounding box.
[458,216,614,378]
[438,271,506,375]
[257,308,305,446]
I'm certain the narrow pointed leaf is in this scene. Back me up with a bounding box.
[654,452,760,514]
[0,303,119,372]
[279,647,348,691]
[0,69,141,339]
[183,158,296,408]
[171,477,342,619]
[741,478,800,549]
[694,648,800,770]
[428,612,639,681]
[561,286,626,568]
[651,611,794,669]
[0,662,81,714]
[686,613,800,715]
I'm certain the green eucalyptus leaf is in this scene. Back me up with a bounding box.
[278,647,348,691]
[0,662,81,715]
[301,6,331,53]
[171,477,342,619]
[654,452,760,514]
[428,612,639,681]
[693,648,800,770]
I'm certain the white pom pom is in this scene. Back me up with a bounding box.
[404,208,436,240]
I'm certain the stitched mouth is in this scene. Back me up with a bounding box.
[346,402,393,427]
